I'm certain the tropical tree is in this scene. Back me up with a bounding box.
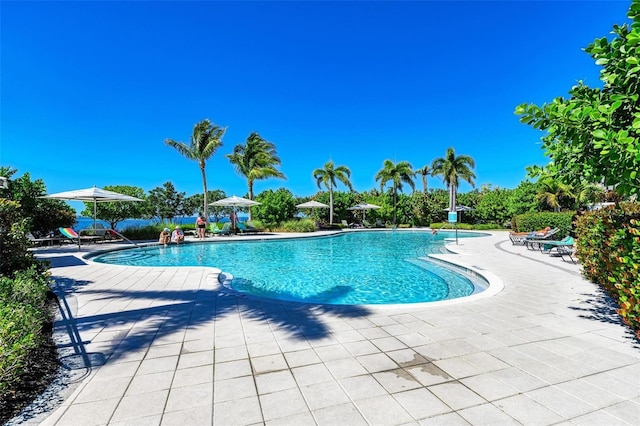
[536,177,574,212]
[375,159,415,225]
[146,182,185,223]
[516,0,640,197]
[313,160,353,224]
[226,132,286,220]
[80,185,146,230]
[0,167,75,236]
[416,165,431,193]
[431,147,476,218]
[253,188,297,226]
[165,119,225,222]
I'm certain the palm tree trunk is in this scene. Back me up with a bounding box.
[201,163,208,223]
[393,188,397,225]
[248,180,254,221]
[329,184,334,224]
[449,185,456,212]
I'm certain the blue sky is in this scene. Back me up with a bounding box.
[1,0,632,210]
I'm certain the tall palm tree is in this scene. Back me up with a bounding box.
[165,119,225,221]
[375,159,415,225]
[226,132,286,220]
[431,147,476,214]
[313,160,353,224]
[417,164,431,193]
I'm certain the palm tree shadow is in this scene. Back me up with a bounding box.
[50,274,372,367]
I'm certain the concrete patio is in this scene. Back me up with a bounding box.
[17,231,640,425]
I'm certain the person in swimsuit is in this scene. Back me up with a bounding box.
[196,214,207,239]
[171,225,185,244]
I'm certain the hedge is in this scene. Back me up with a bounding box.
[576,202,640,338]
[512,211,573,238]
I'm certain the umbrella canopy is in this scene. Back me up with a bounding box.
[442,205,474,212]
[210,195,261,208]
[210,195,261,227]
[40,186,142,249]
[296,200,329,209]
[347,203,381,222]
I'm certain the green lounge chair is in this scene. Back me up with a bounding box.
[246,221,264,233]
[211,222,231,236]
[542,236,574,253]
[237,223,258,234]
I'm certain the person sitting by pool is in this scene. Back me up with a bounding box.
[171,226,184,244]
[159,228,171,246]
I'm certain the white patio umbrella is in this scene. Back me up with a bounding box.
[296,200,329,221]
[347,203,381,222]
[40,186,142,249]
[296,200,329,209]
[210,195,261,226]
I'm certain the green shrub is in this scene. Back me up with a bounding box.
[278,219,317,233]
[511,211,573,237]
[121,223,187,241]
[577,202,640,338]
[0,267,51,394]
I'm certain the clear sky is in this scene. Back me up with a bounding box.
[1,0,632,209]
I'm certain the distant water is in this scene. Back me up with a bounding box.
[75,215,248,231]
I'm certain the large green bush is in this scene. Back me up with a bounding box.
[512,211,573,237]
[0,267,51,394]
[254,188,297,226]
[577,203,640,338]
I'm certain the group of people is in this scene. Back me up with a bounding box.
[158,226,184,246]
[159,211,238,245]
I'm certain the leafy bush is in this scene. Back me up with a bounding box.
[120,223,185,241]
[0,199,42,276]
[278,219,317,233]
[0,267,52,394]
[577,202,640,337]
[511,211,573,237]
[254,188,297,225]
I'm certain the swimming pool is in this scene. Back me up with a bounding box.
[92,230,485,305]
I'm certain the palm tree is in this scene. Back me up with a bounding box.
[165,119,225,221]
[431,147,476,214]
[536,177,573,212]
[226,132,286,220]
[375,159,415,225]
[313,160,353,224]
[417,164,431,193]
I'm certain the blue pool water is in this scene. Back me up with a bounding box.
[92,230,484,305]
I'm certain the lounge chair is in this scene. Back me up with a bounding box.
[363,220,373,228]
[211,222,232,236]
[27,232,60,247]
[509,227,550,245]
[80,223,114,241]
[524,228,560,250]
[246,221,264,233]
[59,227,102,244]
[556,246,578,263]
[542,236,574,253]
[375,219,385,228]
[237,223,258,234]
